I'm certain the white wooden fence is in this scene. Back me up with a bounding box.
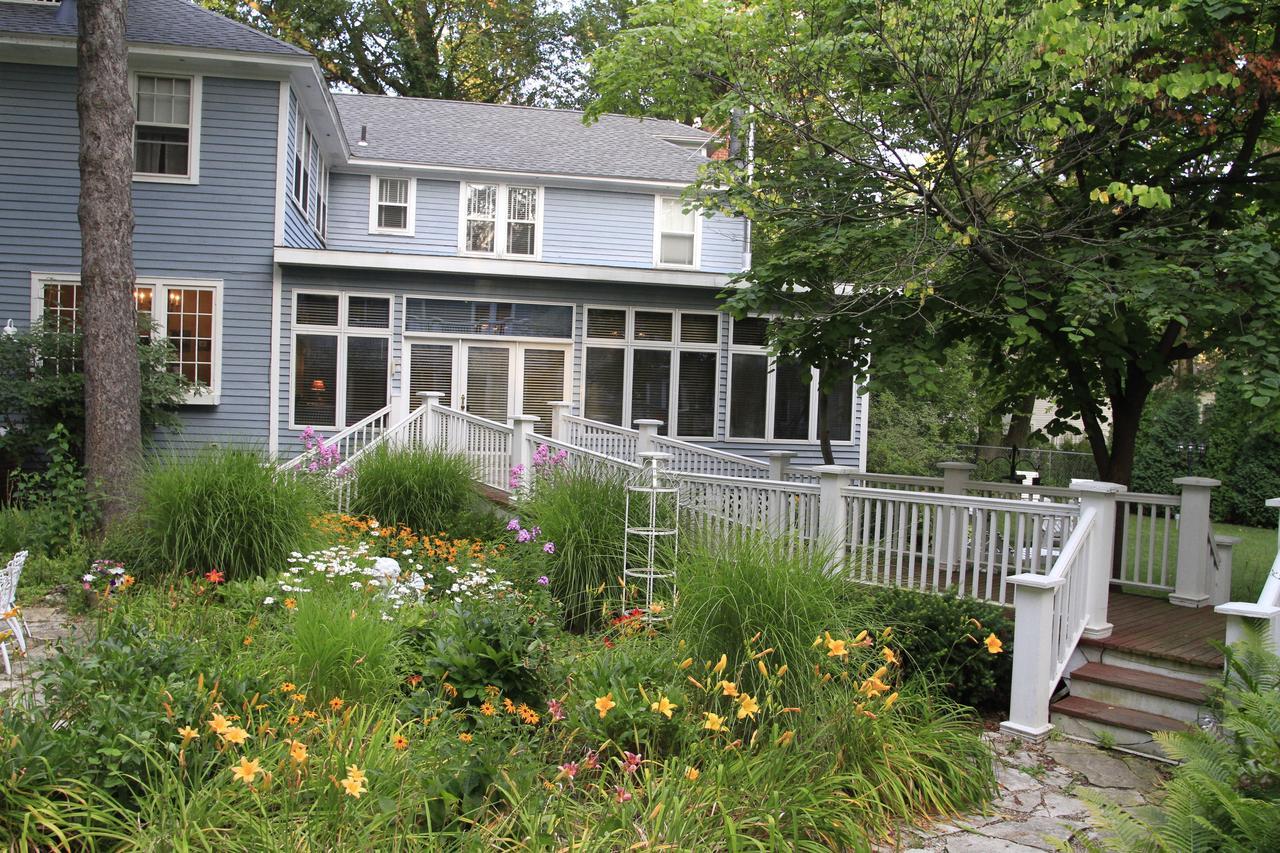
[277,396,1241,740]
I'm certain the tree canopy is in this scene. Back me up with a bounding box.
[589,0,1280,483]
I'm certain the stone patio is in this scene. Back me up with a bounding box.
[0,605,84,703]
[897,731,1168,852]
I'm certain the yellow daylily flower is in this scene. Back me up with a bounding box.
[711,654,728,675]
[230,756,261,784]
[985,633,1003,654]
[594,693,616,718]
[776,664,789,677]
[882,647,899,666]
[777,730,795,747]
[703,712,726,732]
[650,696,679,719]
[826,638,849,658]
[289,740,308,764]
[757,660,769,677]
[340,776,366,798]
[678,657,694,670]
[736,694,759,720]
[884,691,900,710]
[718,680,738,698]
[208,714,232,735]
[221,726,250,746]
[177,725,199,746]
[684,766,700,781]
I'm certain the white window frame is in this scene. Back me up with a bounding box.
[29,271,223,404]
[289,290,395,430]
[130,72,202,184]
[291,99,308,213]
[726,317,856,445]
[580,306,721,439]
[457,182,544,260]
[368,175,417,236]
[652,195,702,270]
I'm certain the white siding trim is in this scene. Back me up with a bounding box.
[272,81,290,246]
[269,264,283,456]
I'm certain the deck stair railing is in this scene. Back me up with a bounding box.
[276,404,393,475]
[1216,498,1280,653]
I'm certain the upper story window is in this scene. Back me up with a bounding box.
[133,74,200,182]
[655,196,698,268]
[369,176,415,235]
[461,183,540,258]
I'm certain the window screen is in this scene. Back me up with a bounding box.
[348,296,390,329]
[584,347,625,425]
[296,293,339,326]
[677,351,716,437]
[772,359,811,440]
[134,75,191,176]
[506,187,537,256]
[633,311,673,341]
[732,317,770,347]
[631,349,671,434]
[680,313,719,344]
[344,337,389,426]
[294,334,338,425]
[586,308,626,339]
[730,353,767,438]
[822,372,855,442]
[404,299,571,338]
[377,178,409,231]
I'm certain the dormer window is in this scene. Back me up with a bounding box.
[133,74,200,182]
[461,183,540,258]
[655,196,698,267]
[369,176,415,235]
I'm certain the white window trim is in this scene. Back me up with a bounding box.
[725,317,856,445]
[457,183,544,260]
[580,306,720,439]
[29,271,223,405]
[291,99,308,213]
[130,72,202,185]
[652,195,702,271]
[368,175,417,236]
[400,293,575,343]
[289,290,395,431]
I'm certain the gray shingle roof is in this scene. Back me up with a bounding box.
[0,0,309,57]
[334,94,714,184]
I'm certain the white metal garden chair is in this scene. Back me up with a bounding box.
[0,550,31,675]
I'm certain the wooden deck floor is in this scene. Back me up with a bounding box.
[1085,591,1227,668]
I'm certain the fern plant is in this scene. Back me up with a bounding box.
[1081,627,1280,852]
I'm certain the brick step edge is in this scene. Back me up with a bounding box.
[1050,695,1191,734]
[1069,662,1210,704]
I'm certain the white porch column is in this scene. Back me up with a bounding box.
[765,450,796,481]
[1073,479,1125,640]
[1001,573,1064,741]
[936,462,976,566]
[1211,535,1240,607]
[635,419,663,455]
[814,465,854,568]
[510,415,540,475]
[549,401,574,441]
[1170,476,1221,608]
[419,391,444,448]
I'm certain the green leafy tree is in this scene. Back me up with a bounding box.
[204,0,568,103]
[589,0,1280,484]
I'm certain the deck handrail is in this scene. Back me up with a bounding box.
[276,404,393,473]
[843,484,1081,517]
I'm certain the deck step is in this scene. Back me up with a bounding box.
[1070,662,1209,704]
[1051,695,1190,736]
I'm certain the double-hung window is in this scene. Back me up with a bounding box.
[461,183,540,258]
[582,308,720,438]
[291,101,325,236]
[369,176,415,235]
[728,317,856,443]
[291,292,393,429]
[34,273,222,401]
[133,74,199,181]
[655,196,698,267]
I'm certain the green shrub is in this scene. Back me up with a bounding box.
[673,533,869,704]
[135,447,323,581]
[520,465,629,632]
[401,586,557,711]
[9,424,97,555]
[1085,628,1280,851]
[1131,388,1203,495]
[858,586,1013,711]
[348,445,489,537]
[282,588,404,705]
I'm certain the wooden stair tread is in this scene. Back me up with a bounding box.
[1070,662,1209,704]
[1078,634,1224,669]
[1050,695,1190,734]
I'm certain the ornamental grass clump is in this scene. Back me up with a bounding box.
[348,445,485,537]
[518,464,629,632]
[279,588,405,705]
[137,447,323,581]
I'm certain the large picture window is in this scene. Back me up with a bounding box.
[291,292,393,429]
[133,74,199,181]
[461,183,540,258]
[33,274,222,401]
[727,317,857,443]
[582,308,720,438]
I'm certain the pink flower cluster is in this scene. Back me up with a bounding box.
[294,426,346,475]
[505,517,555,556]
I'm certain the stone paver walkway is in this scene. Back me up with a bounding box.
[899,731,1168,851]
[0,605,82,702]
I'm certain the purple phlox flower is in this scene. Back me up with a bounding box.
[542,542,556,555]
[506,518,522,531]
[530,526,541,538]
[307,460,319,472]
[537,575,550,585]
[516,528,533,543]
[551,449,568,465]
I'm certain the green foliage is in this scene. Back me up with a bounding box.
[281,589,404,705]
[519,464,629,632]
[136,447,323,580]
[0,323,192,473]
[672,533,869,704]
[1084,628,1280,851]
[1204,382,1280,528]
[348,445,491,538]
[867,389,964,476]
[860,587,1014,711]
[401,587,558,709]
[1131,388,1203,495]
[9,424,97,555]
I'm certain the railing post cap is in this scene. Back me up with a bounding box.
[812,464,857,475]
[549,400,574,407]
[512,414,541,423]
[633,419,664,427]
[937,461,977,471]
[1172,476,1221,488]
[764,449,797,458]
[1213,534,1242,547]
[1007,572,1066,590]
[418,391,445,400]
[1070,479,1127,494]
[1266,497,1280,509]
[638,451,674,461]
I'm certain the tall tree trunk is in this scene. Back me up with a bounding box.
[78,0,141,526]
[817,386,834,465]
[1002,392,1035,448]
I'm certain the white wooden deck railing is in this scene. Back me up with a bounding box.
[842,486,1081,605]
[276,404,393,474]
[1217,498,1280,653]
[678,473,822,544]
[1116,491,1180,592]
[431,405,513,492]
[558,414,640,461]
